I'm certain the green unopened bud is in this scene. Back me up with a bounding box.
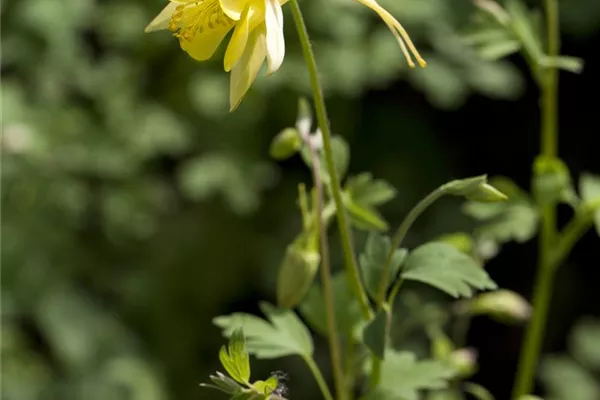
[276,245,320,309]
[448,347,478,379]
[446,175,508,203]
[430,330,455,360]
[467,183,509,202]
[437,232,474,254]
[270,128,301,160]
[468,289,531,324]
[446,175,487,194]
[533,155,573,206]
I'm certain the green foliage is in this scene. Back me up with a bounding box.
[467,0,583,80]
[463,177,539,255]
[346,173,397,207]
[540,318,600,400]
[4,0,599,398]
[203,372,245,396]
[219,329,251,385]
[570,317,600,370]
[463,382,495,400]
[401,242,497,298]
[178,154,276,215]
[202,330,285,399]
[365,351,457,400]
[532,156,576,207]
[363,308,390,360]
[359,232,408,300]
[299,272,363,337]
[214,303,313,359]
[344,173,397,232]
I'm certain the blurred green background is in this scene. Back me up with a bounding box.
[2,0,600,399]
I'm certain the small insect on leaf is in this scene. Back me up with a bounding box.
[269,370,289,397]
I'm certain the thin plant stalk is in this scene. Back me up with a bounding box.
[376,186,447,308]
[512,0,560,397]
[289,0,372,321]
[303,356,336,400]
[371,185,447,386]
[305,135,346,400]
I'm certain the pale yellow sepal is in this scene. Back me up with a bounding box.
[230,26,267,111]
[144,1,182,33]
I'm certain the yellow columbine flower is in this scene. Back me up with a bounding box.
[356,0,426,68]
[145,0,286,111]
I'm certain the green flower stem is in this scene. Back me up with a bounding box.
[306,133,346,400]
[551,211,594,270]
[512,0,560,397]
[387,277,405,307]
[289,0,372,321]
[377,186,447,308]
[344,336,357,398]
[303,356,335,400]
[370,186,447,386]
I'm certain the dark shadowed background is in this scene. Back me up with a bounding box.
[2,0,600,399]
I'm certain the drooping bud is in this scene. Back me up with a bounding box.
[467,289,531,324]
[445,175,508,203]
[276,244,320,309]
[448,347,478,379]
[269,128,301,160]
[431,331,455,360]
[437,232,474,255]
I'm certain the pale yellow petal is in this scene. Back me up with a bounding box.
[144,2,181,33]
[229,26,266,111]
[223,7,251,71]
[219,0,250,20]
[180,25,233,61]
[264,0,285,74]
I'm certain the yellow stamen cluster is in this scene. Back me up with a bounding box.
[169,0,233,41]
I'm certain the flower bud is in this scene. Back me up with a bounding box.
[269,128,301,160]
[533,155,573,206]
[437,232,474,254]
[468,289,531,324]
[446,175,508,203]
[448,347,478,379]
[431,331,455,360]
[276,245,320,309]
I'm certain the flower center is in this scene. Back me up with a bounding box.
[169,0,234,41]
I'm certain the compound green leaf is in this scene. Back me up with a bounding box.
[359,232,407,300]
[362,308,389,360]
[365,351,456,400]
[213,303,313,359]
[299,272,362,337]
[218,328,251,384]
[401,242,497,298]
